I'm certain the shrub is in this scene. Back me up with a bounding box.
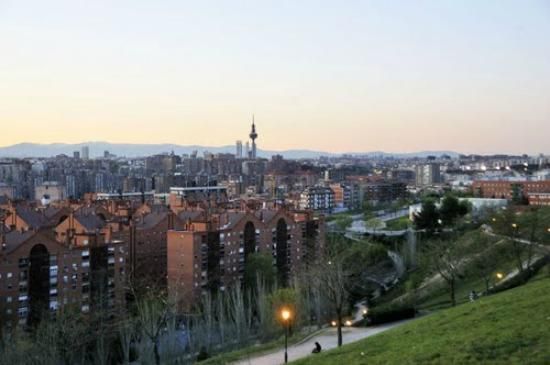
[364,301,416,325]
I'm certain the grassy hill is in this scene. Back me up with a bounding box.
[291,275,550,365]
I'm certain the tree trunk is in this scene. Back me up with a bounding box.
[526,241,534,272]
[513,239,524,274]
[154,340,160,365]
[516,253,524,274]
[337,309,343,347]
[315,290,322,330]
[485,277,490,293]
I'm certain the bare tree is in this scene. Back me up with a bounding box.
[425,239,465,307]
[469,232,502,293]
[133,289,172,365]
[493,207,527,274]
[311,242,351,347]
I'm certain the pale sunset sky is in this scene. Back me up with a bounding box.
[0,1,549,154]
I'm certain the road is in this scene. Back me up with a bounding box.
[346,208,410,236]
[231,320,410,365]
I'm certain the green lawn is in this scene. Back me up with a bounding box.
[291,275,550,365]
[384,216,410,230]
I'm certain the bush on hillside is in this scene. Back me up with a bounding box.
[364,301,416,325]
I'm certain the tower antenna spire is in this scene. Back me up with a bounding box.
[249,114,258,159]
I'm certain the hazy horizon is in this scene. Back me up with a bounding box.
[0,139,545,157]
[1,1,549,154]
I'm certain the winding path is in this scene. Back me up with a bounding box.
[231,320,411,365]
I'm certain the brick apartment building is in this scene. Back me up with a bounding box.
[527,192,550,206]
[167,209,324,311]
[329,183,360,211]
[1,191,326,325]
[0,221,127,329]
[472,180,550,202]
[129,208,187,288]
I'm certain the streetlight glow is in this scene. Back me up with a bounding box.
[279,307,292,364]
[281,309,291,321]
[496,272,504,280]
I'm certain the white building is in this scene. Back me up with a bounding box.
[415,163,442,186]
[299,186,334,213]
[35,181,65,204]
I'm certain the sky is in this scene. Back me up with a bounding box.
[0,0,549,154]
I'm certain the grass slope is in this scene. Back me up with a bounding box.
[292,276,550,365]
[199,329,323,365]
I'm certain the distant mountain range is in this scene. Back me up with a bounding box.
[0,142,460,159]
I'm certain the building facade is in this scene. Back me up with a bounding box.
[299,186,334,213]
[167,208,324,311]
[415,163,441,186]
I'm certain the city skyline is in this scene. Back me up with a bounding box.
[1,1,549,154]
[1,2,550,363]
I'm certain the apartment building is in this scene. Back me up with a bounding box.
[415,163,442,186]
[299,186,334,213]
[167,208,324,311]
[0,227,127,329]
[472,180,550,201]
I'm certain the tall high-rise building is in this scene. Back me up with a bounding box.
[249,117,258,159]
[245,142,250,158]
[236,140,243,158]
[65,175,76,198]
[73,151,80,159]
[415,163,441,186]
[81,146,90,160]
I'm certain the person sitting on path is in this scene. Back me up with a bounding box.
[312,342,322,354]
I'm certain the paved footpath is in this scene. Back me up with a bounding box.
[232,320,410,365]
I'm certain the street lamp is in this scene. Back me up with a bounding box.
[496,272,504,280]
[281,308,292,364]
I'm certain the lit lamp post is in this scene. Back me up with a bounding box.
[511,223,519,243]
[281,308,292,364]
